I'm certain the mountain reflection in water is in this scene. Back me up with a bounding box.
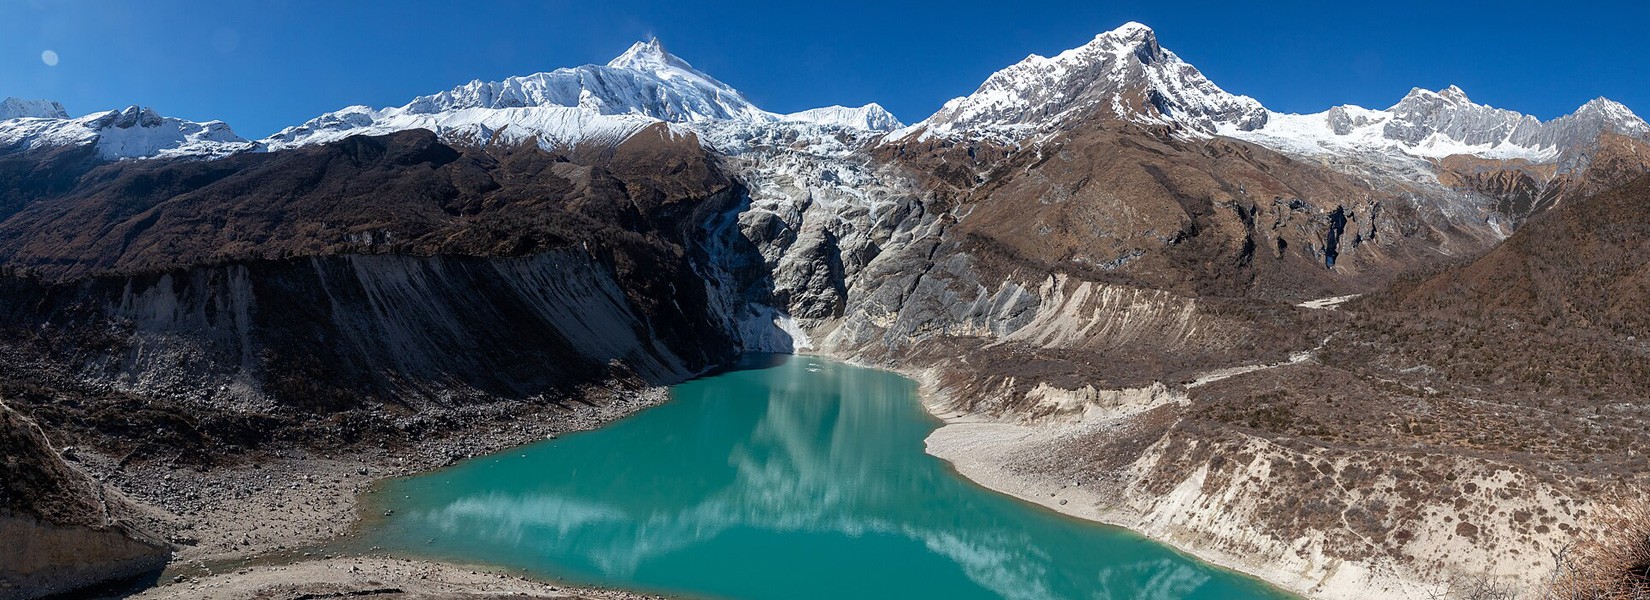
[363,355,1290,600]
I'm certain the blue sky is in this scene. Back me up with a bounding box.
[4,0,1647,137]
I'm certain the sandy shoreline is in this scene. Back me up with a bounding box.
[83,387,674,599]
[914,376,1336,600]
[125,556,668,599]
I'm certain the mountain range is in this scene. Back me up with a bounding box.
[6,25,1645,168]
[3,22,1648,600]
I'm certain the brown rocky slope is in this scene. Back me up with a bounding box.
[1,399,168,599]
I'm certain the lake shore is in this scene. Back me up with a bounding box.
[97,353,1417,599]
[909,367,1411,600]
[88,386,673,598]
[916,397,1324,599]
[124,556,669,600]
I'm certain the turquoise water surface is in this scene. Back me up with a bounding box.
[360,355,1292,600]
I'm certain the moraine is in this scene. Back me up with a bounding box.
[353,355,1293,600]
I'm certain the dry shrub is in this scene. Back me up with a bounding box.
[1551,495,1650,599]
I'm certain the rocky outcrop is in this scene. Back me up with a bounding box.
[0,400,169,599]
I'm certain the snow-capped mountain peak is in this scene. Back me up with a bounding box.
[916,21,1266,142]
[1,97,69,120]
[606,38,721,87]
[1399,85,1472,104]
[1572,97,1649,134]
[89,106,253,159]
[1106,21,1160,56]
[1224,85,1650,162]
[267,37,786,151]
[0,102,254,160]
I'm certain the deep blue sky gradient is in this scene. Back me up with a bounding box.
[4,0,1646,137]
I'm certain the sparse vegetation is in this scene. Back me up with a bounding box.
[1549,496,1650,600]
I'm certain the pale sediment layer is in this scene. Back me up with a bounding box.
[124,556,664,600]
[920,401,1411,600]
[910,361,1442,600]
[916,363,1609,600]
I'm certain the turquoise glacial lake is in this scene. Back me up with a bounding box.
[360,355,1292,600]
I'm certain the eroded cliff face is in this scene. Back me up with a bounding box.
[0,401,169,600]
[2,251,742,411]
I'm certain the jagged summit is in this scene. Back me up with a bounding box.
[1104,21,1160,55]
[605,38,717,84]
[1571,97,1649,133]
[1400,85,1472,104]
[917,21,1266,141]
[607,38,670,68]
[1113,21,1153,34]
[602,37,762,110]
[388,38,768,123]
[913,24,1647,165]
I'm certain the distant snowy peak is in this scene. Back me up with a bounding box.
[918,22,1267,142]
[783,104,904,131]
[269,39,786,151]
[0,103,254,160]
[410,39,770,123]
[86,106,256,159]
[1,97,68,120]
[1225,86,1650,161]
